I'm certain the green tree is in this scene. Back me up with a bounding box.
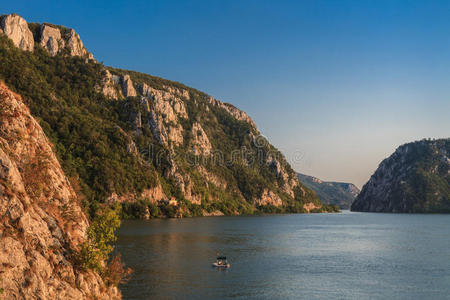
[79,207,121,271]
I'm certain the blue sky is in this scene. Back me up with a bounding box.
[2,0,449,187]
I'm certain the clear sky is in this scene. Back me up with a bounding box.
[2,0,449,187]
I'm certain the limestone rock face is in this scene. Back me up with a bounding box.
[39,24,64,56]
[164,85,190,100]
[174,173,202,205]
[148,111,183,147]
[141,83,188,118]
[146,88,185,147]
[106,181,166,207]
[255,189,283,206]
[190,122,211,155]
[101,70,121,99]
[66,28,94,59]
[266,155,298,198]
[140,96,150,112]
[0,14,34,51]
[153,92,178,123]
[0,83,119,299]
[0,14,94,59]
[141,183,166,203]
[121,74,137,97]
[208,96,257,130]
[148,110,168,145]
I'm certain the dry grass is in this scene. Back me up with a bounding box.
[102,253,132,287]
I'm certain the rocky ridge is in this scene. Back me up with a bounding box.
[0,13,93,59]
[0,13,326,219]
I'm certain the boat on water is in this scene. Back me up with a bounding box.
[212,256,230,268]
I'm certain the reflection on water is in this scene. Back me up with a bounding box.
[117,212,450,300]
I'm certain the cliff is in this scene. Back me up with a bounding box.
[297,173,360,209]
[351,139,450,213]
[0,12,326,220]
[0,82,119,299]
[0,14,93,59]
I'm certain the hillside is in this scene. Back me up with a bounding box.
[0,82,120,299]
[351,139,450,213]
[297,173,359,209]
[0,13,328,219]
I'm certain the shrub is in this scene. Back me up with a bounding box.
[102,253,132,287]
[79,207,121,271]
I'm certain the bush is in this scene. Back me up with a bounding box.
[79,207,121,271]
[102,253,132,287]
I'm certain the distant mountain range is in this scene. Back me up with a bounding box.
[351,138,450,213]
[297,173,360,209]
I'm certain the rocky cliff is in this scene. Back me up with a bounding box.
[297,173,360,209]
[0,13,94,59]
[0,14,34,51]
[0,82,119,299]
[351,139,450,213]
[0,13,325,219]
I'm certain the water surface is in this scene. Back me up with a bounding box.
[117,211,450,299]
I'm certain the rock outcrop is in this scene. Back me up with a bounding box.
[0,14,94,59]
[190,122,211,155]
[141,84,188,118]
[0,82,119,299]
[144,87,186,147]
[39,24,64,56]
[0,14,34,51]
[120,75,137,97]
[208,96,257,130]
[101,70,121,99]
[255,189,283,206]
[66,29,94,59]
[351,139,449,213]
[267,155,297,197]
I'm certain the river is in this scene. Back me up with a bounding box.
[117,211,450,299]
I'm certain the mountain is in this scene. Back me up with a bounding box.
[351,139,450,213]
[0,12,331,221]
[297,173,359,209]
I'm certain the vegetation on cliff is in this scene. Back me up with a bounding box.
[351,138,449,213]
[0,81,121,299]
[0,16,326,218]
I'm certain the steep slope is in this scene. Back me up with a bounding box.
[0,13,326,218]
[297,173,359,209]
[351,139,450,213]
[0,82,119,299]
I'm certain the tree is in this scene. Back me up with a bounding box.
[79,207,121,271]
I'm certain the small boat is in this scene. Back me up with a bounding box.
[212,256,230,268]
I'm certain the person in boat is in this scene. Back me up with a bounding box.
[216,256,228,265]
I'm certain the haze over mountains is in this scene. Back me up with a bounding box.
[297,173,360,209]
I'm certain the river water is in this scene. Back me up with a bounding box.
[116,211,450,299]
